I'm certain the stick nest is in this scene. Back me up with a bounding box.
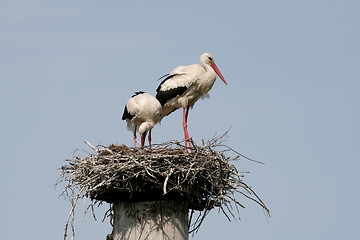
[58,133,269,236]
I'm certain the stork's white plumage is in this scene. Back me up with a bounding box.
[156,53,227,148]
[122,92,162,148]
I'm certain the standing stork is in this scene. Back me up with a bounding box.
[156,53,227,148]
[122,91,162,149]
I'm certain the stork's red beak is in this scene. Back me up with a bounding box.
[211,63,227,85]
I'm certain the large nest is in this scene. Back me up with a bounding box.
[58,133,269,237]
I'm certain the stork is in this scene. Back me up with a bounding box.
[122,91,162,149]
[155,53,227,148]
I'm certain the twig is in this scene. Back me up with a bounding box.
[85,140,98,152]
[225,145,265,165]
[163,168,175,195]
[64,186,85,240]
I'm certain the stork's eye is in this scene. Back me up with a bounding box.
[208,56,213,62]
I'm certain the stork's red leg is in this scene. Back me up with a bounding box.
[182,107,188,147]
[133,125,137,148]
[185,107,193,149]
[148,130,152,149]
[141,135,145,149]
[182,107,193,149]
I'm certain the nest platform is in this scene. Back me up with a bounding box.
[59,134,269,235]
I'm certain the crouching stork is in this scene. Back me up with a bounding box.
[122,91,162,149]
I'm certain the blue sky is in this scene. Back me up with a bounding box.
[1,0,359,239]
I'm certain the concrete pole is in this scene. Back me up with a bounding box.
[108,200,188,240]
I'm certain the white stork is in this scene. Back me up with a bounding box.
[155,53,227,148]
[122,91,162,148]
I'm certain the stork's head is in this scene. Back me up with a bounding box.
[139,122,154,137]
[138,122,155,148]
[200,53,227,85]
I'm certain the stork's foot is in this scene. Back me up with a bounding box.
[185,138,193,151]
[184,133,193,151]
[183,126,193,150]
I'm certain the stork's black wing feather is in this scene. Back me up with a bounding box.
[131,91,145,97]
[155,74,188,106]
[156,87,187,106]
[122,91,145,120]
[156,74,175,92]
[122,105,134,120]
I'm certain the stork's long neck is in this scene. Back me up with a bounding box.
[200,62,216,83]
[197,62,217,95]
[201,61,212,73]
